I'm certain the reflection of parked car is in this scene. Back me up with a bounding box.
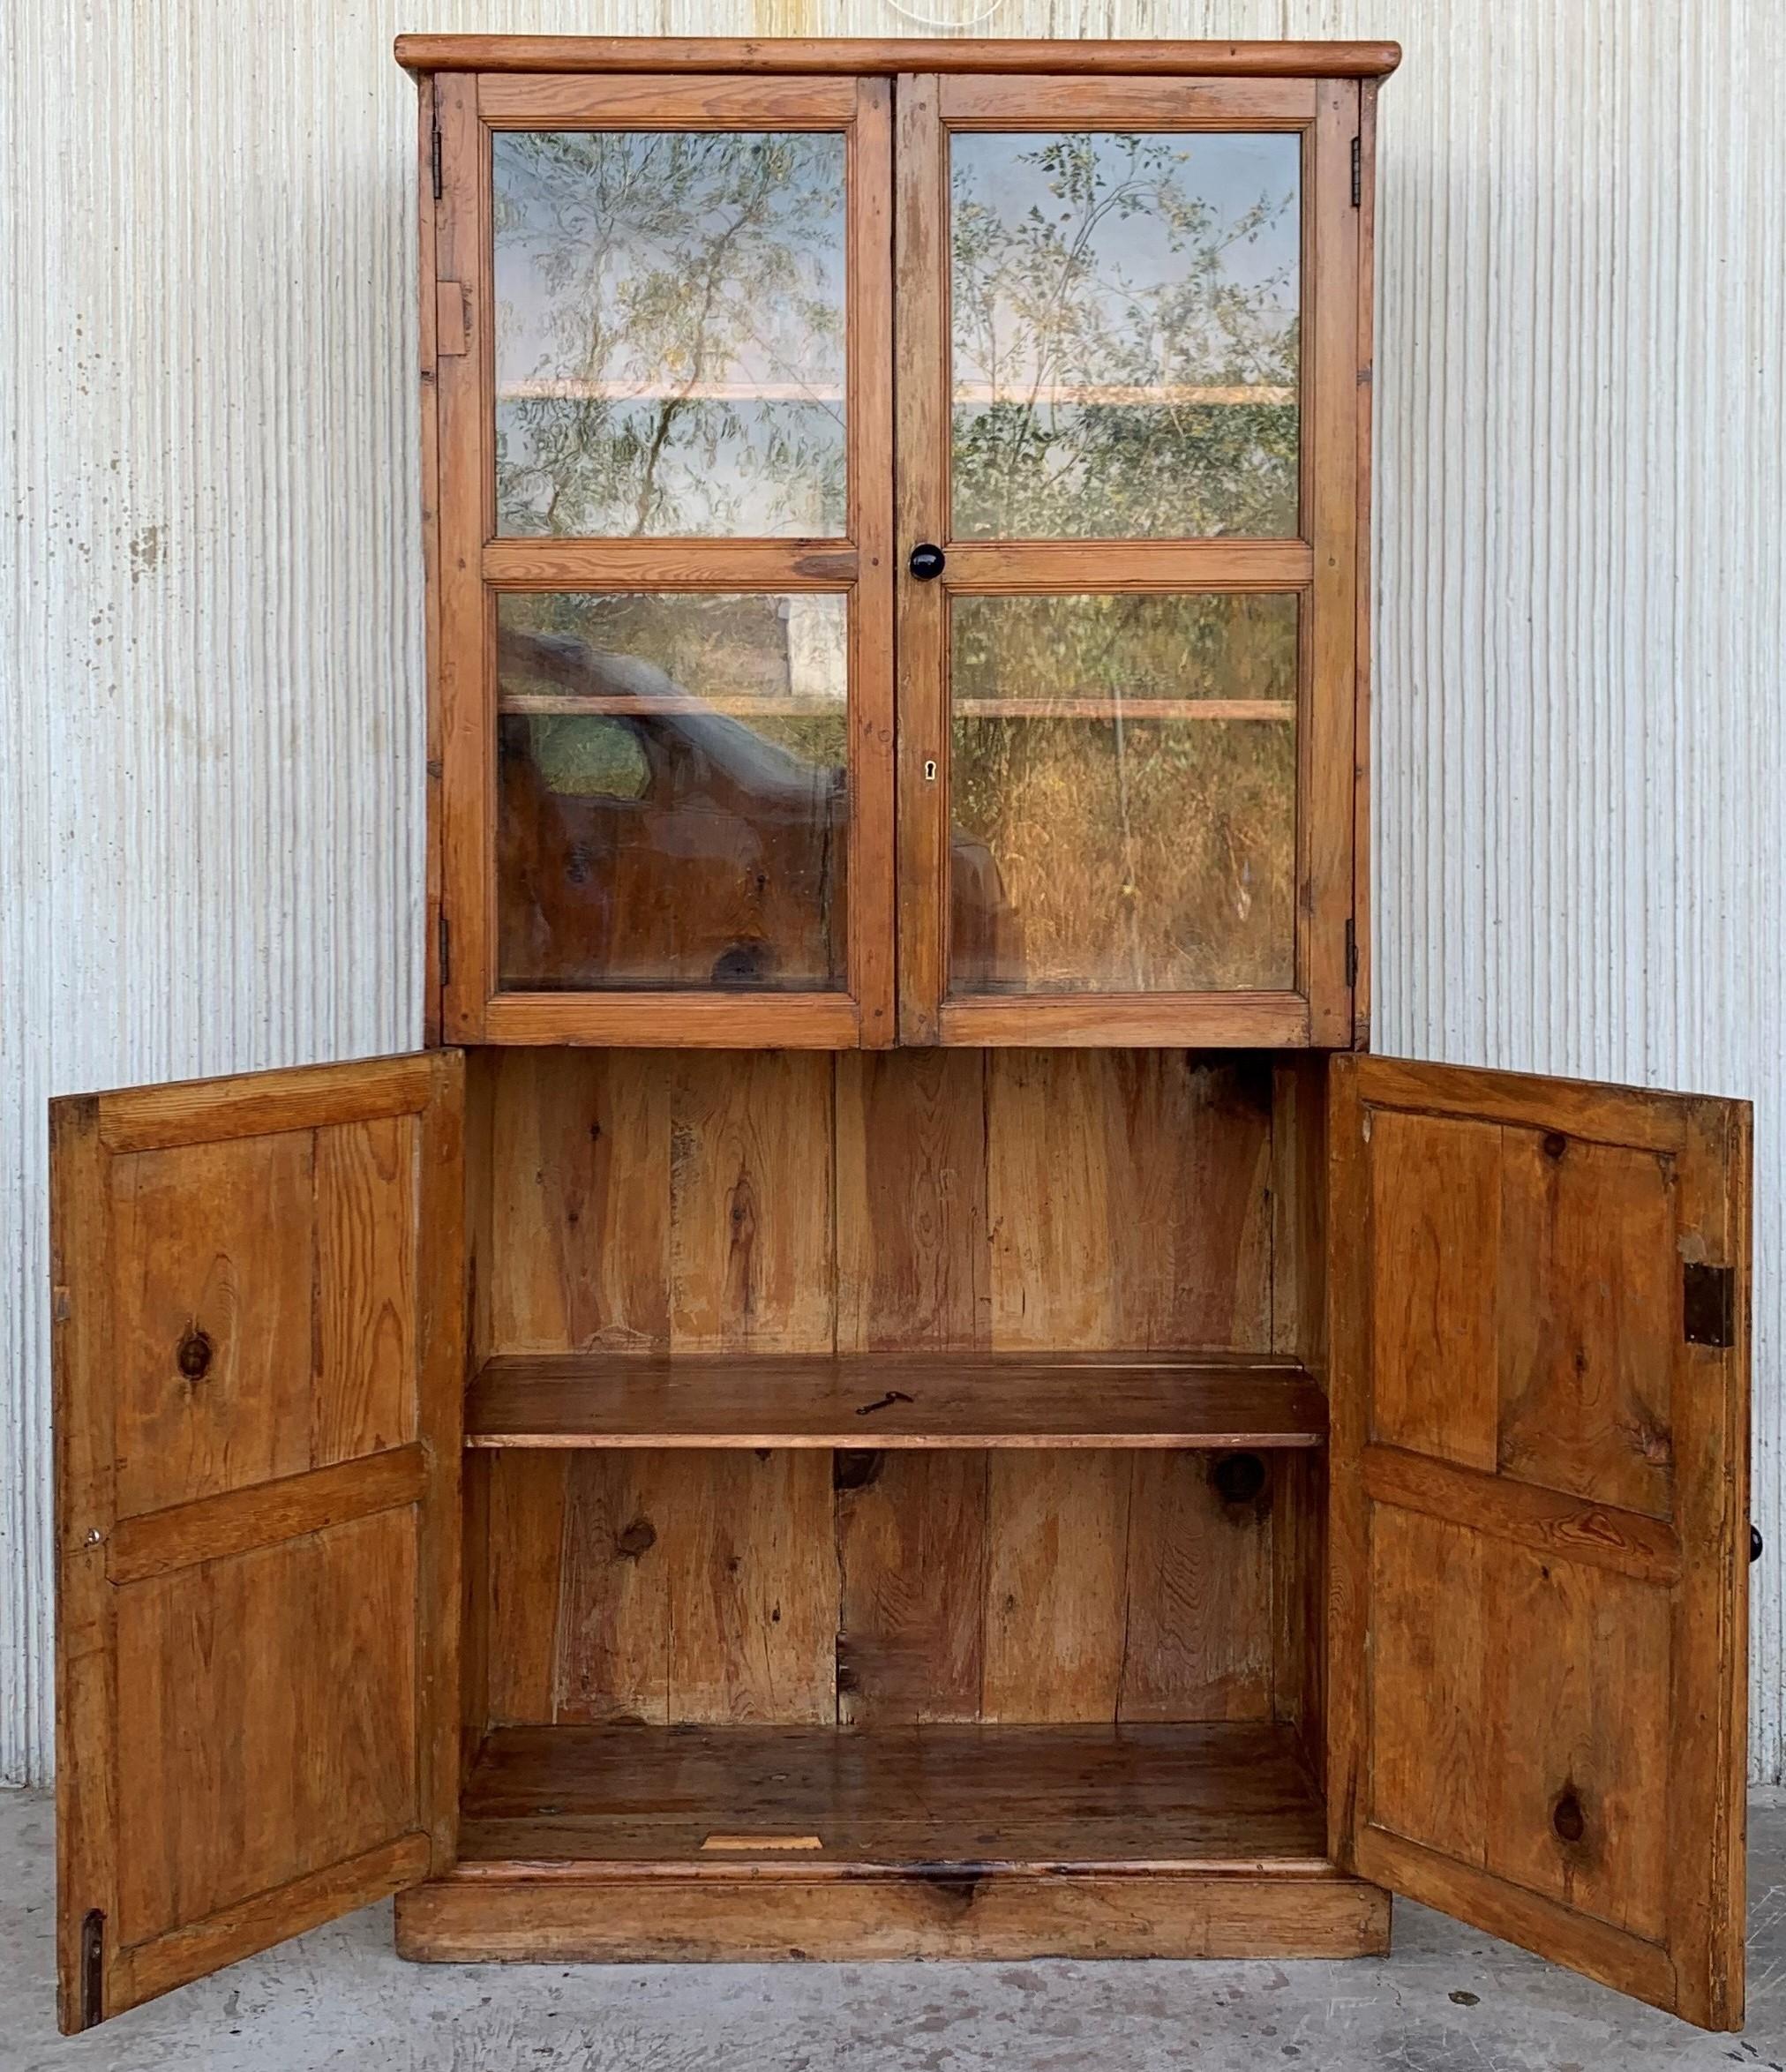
[496,626,1014,993]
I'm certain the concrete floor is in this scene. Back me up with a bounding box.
[4,1791,1785,2072]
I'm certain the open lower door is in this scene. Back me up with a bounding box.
[51,1051,464,2031]
[1327,1055,1751,2030]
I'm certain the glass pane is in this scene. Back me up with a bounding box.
[949,594,1297,995]
[496,592,848,991]
[950,133,1300,539]
[493,132,847,537]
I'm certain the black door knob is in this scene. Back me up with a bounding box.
[1753,1525,1764,1564]
[908,543,945,581]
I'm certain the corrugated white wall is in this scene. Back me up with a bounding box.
[4,0,1782,1786]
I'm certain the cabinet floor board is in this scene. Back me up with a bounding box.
[456,1722,1329,1872]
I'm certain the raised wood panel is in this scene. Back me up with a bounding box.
[109,1107,431,1520]
[1368,1505,1672,1945]
[1364,1107,1501,1469]
[1496,1133,1676,1520]
[114,1508,419,1948]
[315,1115,419,1460]
[113,1129,318,1517]
[1365,1505,1486,1866]
[1481,1537,1671,1943]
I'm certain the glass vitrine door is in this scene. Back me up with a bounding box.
[433,73,894,1045]
[894,73,1362,1045]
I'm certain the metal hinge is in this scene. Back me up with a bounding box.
[80,1910,104,2030]
[438,914,451,989]
[1344,919,1359,987]
[1351,135,1362,207]
[431,113,444,202]
[1683,1262,1736,1348]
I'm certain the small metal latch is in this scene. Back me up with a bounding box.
[79,1910,104,2030]
[1683,1262,1736,1348]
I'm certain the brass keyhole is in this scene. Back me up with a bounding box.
[923,759,938,782]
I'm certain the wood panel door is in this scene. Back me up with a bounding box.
[1327,1055,1751,2031]
[893,73,1364,1047]
[51,1053,465,2032]
[431,71,895,1048]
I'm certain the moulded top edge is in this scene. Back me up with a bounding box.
[394,34,1403,81]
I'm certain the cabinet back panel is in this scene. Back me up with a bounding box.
[467,1045,1318,1733]
[469,1047,1279,1357]
[478,1445,1315,1730]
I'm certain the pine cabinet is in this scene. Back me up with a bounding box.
[49,34,1753,2043]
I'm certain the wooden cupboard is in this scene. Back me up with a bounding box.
[49,33,1752,2042]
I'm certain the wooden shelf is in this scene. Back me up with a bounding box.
[465,1351,1326,1451]
[456,1722,1329,1873]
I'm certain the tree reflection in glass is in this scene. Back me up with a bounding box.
[949,593,1299,995]
[950,132,1300,539]
[494,131,847,537]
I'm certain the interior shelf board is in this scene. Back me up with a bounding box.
[465,1351,1327,1451]
[456,1722,1331,1875]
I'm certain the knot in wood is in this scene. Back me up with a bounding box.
[176,1328,214,1382]
[1551,1786,1587,1844]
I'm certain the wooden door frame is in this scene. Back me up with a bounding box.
[428,71,897,1048]
[893,72,1362,1047]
